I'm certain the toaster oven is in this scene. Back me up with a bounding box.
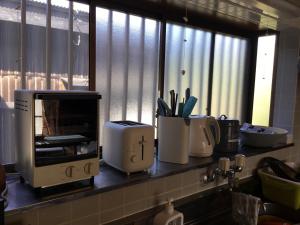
[15,90,101,188]
[103,121,154,175]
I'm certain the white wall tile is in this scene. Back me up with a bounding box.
[124,183,147,204]
[100,207,123,224]
[100,189,124,211]
[5,209,38,225]
[71,195,99,220]
[38,202,71,225]
[123,199,147,216]
[146,179,166,197]
[71,214,99,225]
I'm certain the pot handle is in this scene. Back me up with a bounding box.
[208,116,221,145]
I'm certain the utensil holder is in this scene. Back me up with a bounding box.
[158,116,190,164]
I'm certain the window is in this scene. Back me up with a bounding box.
[0,0,89,164]
[211,34,248,121]
[164,23,249,121]
[252,35,277,126]
[164,23,212,115]
[0,1,277,164]
[96,7,160,143]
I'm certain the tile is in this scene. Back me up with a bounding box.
[5,209,38,225]
[146,193,168,208]
[163,189,182,201]
[146,178,165,196]
[100,207,123,224]
[123,199,147,216]
[181,169,199,187]
[38,202,71,225]
[71,195,99,220]
[100,189,124,211]
[165,174,182,191]
[181,183,199,198]
[124,183,147,204]
[71,214,99,225]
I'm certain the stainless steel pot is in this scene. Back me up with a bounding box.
[214,115,240,153]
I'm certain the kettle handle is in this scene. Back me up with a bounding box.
[208,116,221,145]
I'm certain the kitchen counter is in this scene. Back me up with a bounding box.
[5,143,293,215]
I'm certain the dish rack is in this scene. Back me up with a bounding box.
[258,167,300,210]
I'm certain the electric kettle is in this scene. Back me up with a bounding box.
[189,115,220,157]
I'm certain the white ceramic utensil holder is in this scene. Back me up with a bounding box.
[158,116,190,164]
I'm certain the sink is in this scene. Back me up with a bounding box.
[176,179,300,225]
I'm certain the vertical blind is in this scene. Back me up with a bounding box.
[96,7,160,144]
[211,34,248,121]
[164,23,212,115]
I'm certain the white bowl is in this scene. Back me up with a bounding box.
[240,123,288,148]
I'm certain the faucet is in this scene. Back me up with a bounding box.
[203,154,246,191]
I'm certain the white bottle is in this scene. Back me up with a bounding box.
[153,199,184,225]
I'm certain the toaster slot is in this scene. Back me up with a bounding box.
[139,135,146,161]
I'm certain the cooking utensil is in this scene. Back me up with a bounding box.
[169,90,176,116]
[182,96,197,118]
[260,157,300,182]
[157,98,172,117]
[185,88,190,103]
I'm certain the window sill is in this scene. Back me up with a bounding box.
[5,143,294,215]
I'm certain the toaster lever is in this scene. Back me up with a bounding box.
[139,136,146,160]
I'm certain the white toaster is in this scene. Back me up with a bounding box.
[103,121,154,175]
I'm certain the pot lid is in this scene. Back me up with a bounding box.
[217,115,240,125]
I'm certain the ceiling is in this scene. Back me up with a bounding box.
[161,0,300,30]
[95,0,300,31]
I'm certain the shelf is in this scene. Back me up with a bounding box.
[35,135,93,148]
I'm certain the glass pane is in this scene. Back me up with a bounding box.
[211,34,248,121]
[34,96,98,166]
[164,23,211,115]
[0,0,21,164]
[252,35,276,126]
[96,7,160,144]
[26,0,47,90]
[141,18,159,125]
[72,2,89,90]
[51,0,69,90]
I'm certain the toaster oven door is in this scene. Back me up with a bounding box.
[34,94,99,166]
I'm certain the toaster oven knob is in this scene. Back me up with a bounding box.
[131,155,137,163]
[65,166,74,178]
[84,162,92,174]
